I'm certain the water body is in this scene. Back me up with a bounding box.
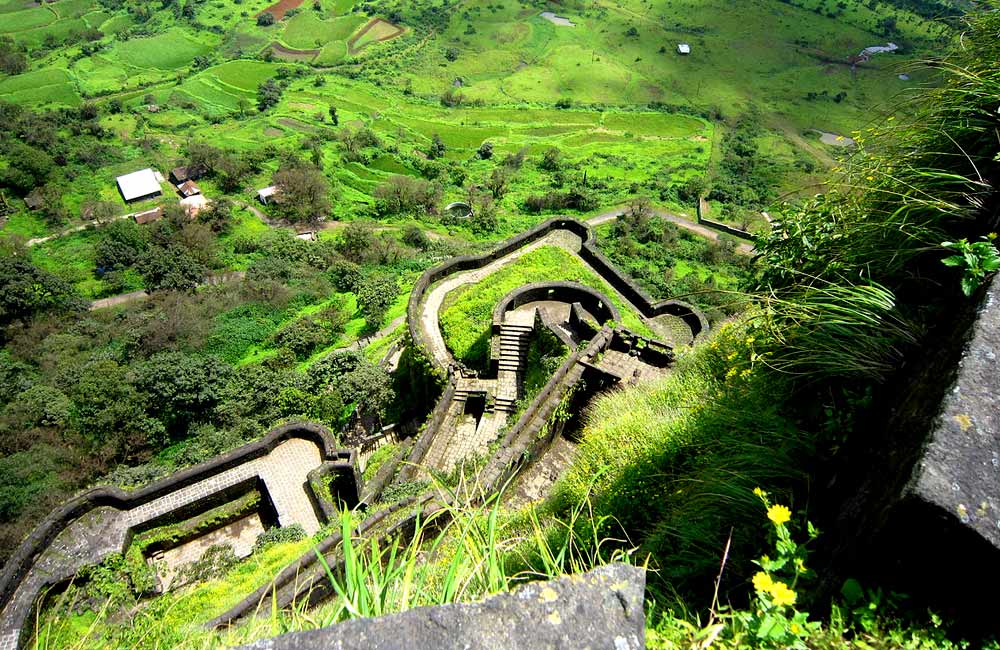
[859,42,898,58]
[815,130,856,147]
[540,11,575,27]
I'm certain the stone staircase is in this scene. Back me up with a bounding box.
[495,315,535,414]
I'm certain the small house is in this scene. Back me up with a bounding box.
[180,194,209,217]
[677,43,691,55]
[178,180,201,198]
[134,207,164,225]
[117,169,162,204]
[295,231,317,242]
[170,164,207,185]
[257,186,278,205]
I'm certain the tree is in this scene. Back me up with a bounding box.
[470,193,499,234]
[0,142,54,194]
[337,221,374,262]
[342,362,394,418]
[0,257,83,328]
[95,219,149,272]
[428,133,446,160]
[402,224,431,250]
[373,175,442,216]
[444,47,459,61]
[83,200,120,225]
[540,146,562,171]
[72,359,162,458]
[257,78,283,112]
[272,317,332,359]
[356,273,397,329]
[35,184,67,225]
[257,11,275,25]
[138,245,207,291]
[271,161,332,223]
[329,104,339,126]
[477,141,494,160]
[132,352,233,434]
[486,167,510,200]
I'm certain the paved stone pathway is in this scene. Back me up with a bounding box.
[0,438,325,650]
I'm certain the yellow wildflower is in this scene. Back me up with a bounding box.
[866,176,875,181]
[989,232,998,241]
[753,487,765,497]
[790,623,802,634]
[745,336,755,345]
[752,571,773,593]
[767,504,791,526]
[769,581,797,607]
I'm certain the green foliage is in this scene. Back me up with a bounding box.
[941,237,1000,296]
[95,219,149,272]
[254,524,306,551]
[356,273,398,329]
[131,352,232,433]
[0,254,84,328]
[139,245,208,292]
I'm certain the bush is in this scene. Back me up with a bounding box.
[257,11,275,25]
[254,523,306,550]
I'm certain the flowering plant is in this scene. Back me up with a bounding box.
[734,488,821,647]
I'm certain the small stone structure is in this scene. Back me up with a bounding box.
[0,423,360,650]
[241,563,645,650]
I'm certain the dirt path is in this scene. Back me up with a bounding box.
[587,207,755,255]
[89,272,246,311]
[26,214,133,247]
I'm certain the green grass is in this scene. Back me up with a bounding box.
[1,212,51,239]
[0,68,79,107]
[281,12,365,49]
[438,245,654,368]
[113,28,215,70]
[29,228,107,299]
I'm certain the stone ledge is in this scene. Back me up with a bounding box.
[241,563,646,650]
[909,277,1000,547]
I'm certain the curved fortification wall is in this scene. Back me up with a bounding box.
[0,422,359,650]
[406,217,708,374]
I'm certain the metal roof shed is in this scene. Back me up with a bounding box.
[116,169,162,203]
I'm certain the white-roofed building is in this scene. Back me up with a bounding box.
[677,43,691,55]
[116,169,162,203]
[257,186,278,205]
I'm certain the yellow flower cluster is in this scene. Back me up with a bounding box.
[767,504,791,526]
[752,572,797,607]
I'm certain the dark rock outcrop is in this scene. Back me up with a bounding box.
[241,563,646,650]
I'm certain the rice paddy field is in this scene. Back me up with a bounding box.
[0,0,960,298]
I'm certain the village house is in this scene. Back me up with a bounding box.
[117,169,163,204]
[169,164,207,185]
[677,43,691,55]
[133,206,164,225]
[180,194,209,217]
[178,180,202,198]
[257,186,278,205]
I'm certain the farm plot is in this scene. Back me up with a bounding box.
[258,0,303,21]
[0,5,56,33]
[346,18,404,55]
[281,12,365,49]
[113,28,216,70]
[0,68,79,106]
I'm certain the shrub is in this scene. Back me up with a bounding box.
[254,524,306,551]
[256,11,275,26]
